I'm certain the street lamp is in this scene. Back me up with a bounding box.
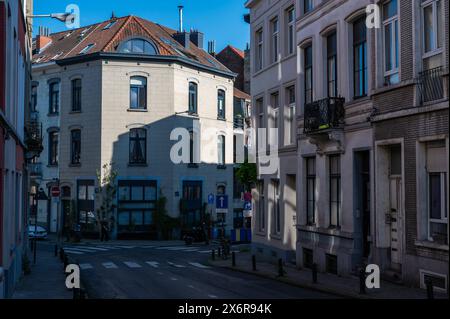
[27,13,76,23]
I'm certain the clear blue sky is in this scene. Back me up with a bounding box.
[32,0,250,52]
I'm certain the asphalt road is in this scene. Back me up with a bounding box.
[61,242,336,299]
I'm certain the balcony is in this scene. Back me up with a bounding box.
[233,117,244,130]
[418,66,446,104]
[24,119,44,160]
[28,163,43,177]
[303,97,345,134]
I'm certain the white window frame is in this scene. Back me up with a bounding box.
[271,18,279,63]
[270,93,279,147]
[273,180,281,234]
[287,7,295,55]
[421,0,443,59]
[256,29,264,71]
[382,0,400,83]
[427,171,448,243]
[285,86,296,146]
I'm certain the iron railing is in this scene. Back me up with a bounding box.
[418,66,444,104]
[233,117,244,129]
[28,163,43,177]
[303,97,345,134]
[24,120,43,155]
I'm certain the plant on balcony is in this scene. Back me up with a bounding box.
[95,162,118,239]
[235,160,257,192]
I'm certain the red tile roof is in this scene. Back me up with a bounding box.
[234,87,251,100]
[32,15,231,74]
[218,45,245,59]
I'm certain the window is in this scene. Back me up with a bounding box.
[270,92,279,147]
[304,0,313,14]
[129,128,147,164]
[31,85,37,112]
[130,76,147,110]
[329,155,341,227]
[258,180,265,231]
[257,98,264,129]
[48,131,58,166]
[272,179,281,234]
[286,86,296,145]
[271,18,279,63]
[49,82,59,114]
[103,20,117,30]
[218,135,225,166]
[217,89,226,119]
[306,157,316,225]
[287,7,295,55]
[353,16,368,98]
[326,254,338,275]
[421,0,443,70]
[383,0,399,85]
[426,141,447,245]
[79,43,95,54]
[70,129,81,165]
[304,45,313,104]
[256,29,263,71]
[188,82,198,114]
[71,79,82,112]
[118,38,158,55]
[327,32,338,97]
[77,180,96,232]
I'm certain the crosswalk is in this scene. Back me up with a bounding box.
[75,260,211,271]
[63,244,241,256]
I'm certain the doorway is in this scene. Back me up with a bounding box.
[355,151,371,262]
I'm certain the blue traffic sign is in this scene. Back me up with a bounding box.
[216,195,228,209]
[244,201,252,211]
[208,193,215,204]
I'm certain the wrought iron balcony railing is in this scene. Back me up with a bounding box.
[25,119,44,155]
[28,162,43,177]
[418,66,445,104]
[303,97,345,134]
[233,117,244,129]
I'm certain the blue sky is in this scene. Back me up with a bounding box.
[33,0,250,52]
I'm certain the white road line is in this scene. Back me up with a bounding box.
[189,262,210,269]
[197,250,212,253]
[170,277,178,281]
[145,261,159,268]
[123,261,142,268]
[64,247,97,253]
[141,246,156,248]
[183,249,199,252]
[102,262,118,269]
[79,263,93,270]
[208,294,218,299]
[115,246,136,249]
[96,246,121,249]
[167,261,186,268]
[63,250,85,255]
[75,246,109,251]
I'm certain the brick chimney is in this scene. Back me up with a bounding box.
[36,27,52,53]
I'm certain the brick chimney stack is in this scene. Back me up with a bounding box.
[36,27,52,53]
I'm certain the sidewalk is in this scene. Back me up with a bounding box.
[208,251,449,299]
[12,244,72,299]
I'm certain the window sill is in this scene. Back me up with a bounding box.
[127,108,148,112]
[69,163,81,167]
[188,112,199,117]
[128,163,148,167]
[217,117,226,121]
[70,110,82,114]
[217,165,227,170]
[414,240,449,251]
[188,163,199,168]
[270,234,281,240]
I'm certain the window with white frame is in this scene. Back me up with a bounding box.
[257,98,264,129]
[285,86,296,145]
[329,155,341,228]
[327,32,338,97]
[258,180,265,231]
[272,179,281,234]
[218,135,225,166]
[256,28,264,71]
[421,0,443,70]
[426,140,448,245]
[287,7,295,55]
[271,17,279,63]
[270,92,279,147]
[306,157,316,225]
[383,0,399,85]
[304,0,313,14]
[304,45,313,104]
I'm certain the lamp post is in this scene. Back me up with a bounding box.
[27,13,76,23]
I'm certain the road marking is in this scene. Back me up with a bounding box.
[123,261,142,268]
[197,250,212,253]
[64,247,96,253]
[79,263,93,270]
[188,285,195,289]
[102,262,118,269]
[63,250,85,255]
[170,277,178,281]
[114,245,136,249]
[208,294,218,299]
[189,262,210,269]
[141,246,156,248]
[145,261,159,268]
[167,261,186,268]
[75,246,109,251]
[183,249,199,252]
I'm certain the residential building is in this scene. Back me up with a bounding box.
[0,0,34,298]
[31,15,236,240]
[245,0,298,263]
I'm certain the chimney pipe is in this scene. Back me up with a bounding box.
[178,5,184,32]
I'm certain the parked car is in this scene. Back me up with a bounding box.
[28,225,48,240]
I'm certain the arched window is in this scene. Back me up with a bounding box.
[218,135,225,166]
[217,89,226,119]
[130,76,147,109]
[188,82,198,114]
[118,38,158,55]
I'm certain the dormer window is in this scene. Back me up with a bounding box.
[79,43,95,55]
[118,38,158,55]
[103,20,117,30]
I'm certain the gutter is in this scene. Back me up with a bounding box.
[55,52,238,79]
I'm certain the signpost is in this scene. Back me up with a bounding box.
[216,195,228,213]
[208,193,215,205]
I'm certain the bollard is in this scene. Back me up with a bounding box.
[232,252,236,267]
[252,255,256,271]
[425,279,434,300]
[359,266,366,294]
[211,249,215,261]
[278,258,284,277]
[312,263,318,284]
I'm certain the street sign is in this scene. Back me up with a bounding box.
[208,193,215,204]
[244,201,252,211]
[216,195,228,209]
[51,186,60,197]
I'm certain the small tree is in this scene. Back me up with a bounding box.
[96,163,118,238]
[235,161,257,192]
[155,192,180,240]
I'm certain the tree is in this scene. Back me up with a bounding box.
[96,163,118,238]
[235,161,257,192]
[154,192,180,240]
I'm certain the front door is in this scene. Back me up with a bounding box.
[181,181,203,229]
[389,176,402,270]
